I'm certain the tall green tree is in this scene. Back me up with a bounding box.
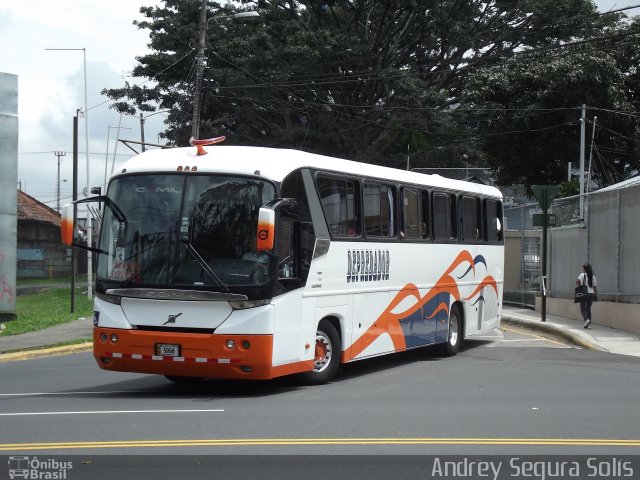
[104,0,611,174]
[462,14,640,188]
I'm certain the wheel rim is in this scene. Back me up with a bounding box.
[313,331,332,373]
[449,314,459,346]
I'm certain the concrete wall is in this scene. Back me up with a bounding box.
[0,73,18,319]
[548,186,640,302]
[547,224,588,296]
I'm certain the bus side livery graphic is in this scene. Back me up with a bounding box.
[343,250,497,361]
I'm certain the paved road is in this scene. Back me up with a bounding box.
[1,326,639,460]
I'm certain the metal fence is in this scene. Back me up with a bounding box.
[504,217,541,308]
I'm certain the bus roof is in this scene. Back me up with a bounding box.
[116,145,502,198]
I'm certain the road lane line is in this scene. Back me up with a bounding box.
[500,326,570,347]
[0,409,224,417]
[0,391,146,397]
[0,438,639,451]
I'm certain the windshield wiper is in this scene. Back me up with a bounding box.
[181,241,230,293]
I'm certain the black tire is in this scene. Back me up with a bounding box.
[298,320,341,385]
[164,375,205,384]
[440,306,463,356]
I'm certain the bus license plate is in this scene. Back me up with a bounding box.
[156,344,181,357]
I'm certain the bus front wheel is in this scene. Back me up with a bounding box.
[299,320,341,385]
[440,306,463,356]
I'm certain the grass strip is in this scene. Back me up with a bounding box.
[1,288,93,336]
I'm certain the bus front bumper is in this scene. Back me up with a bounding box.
[93,327,302,380]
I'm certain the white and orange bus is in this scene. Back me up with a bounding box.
[62,142,504,385]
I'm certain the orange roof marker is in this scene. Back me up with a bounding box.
[189,136,226,156]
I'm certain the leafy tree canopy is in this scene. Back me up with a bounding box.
[463,16,640,188]
[103,0,638,186]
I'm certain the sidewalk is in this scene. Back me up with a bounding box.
[1,307,639,361]
[0,317,93,356]
[502,306,640,357]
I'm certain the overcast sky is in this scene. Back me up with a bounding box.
[0,1,637,209]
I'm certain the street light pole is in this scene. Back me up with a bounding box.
[190,7,260,139]
[104,124,132,189]
[191,0,208,140]
[45,47,92,300]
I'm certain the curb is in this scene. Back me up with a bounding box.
[502,314,606,352]
[0,342,93,363]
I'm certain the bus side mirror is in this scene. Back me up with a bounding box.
[60,203,74,246]
[256,207,275,252]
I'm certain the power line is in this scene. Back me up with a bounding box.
[588,106,640,118]
[599,4,640,14]
[197,31,640,91]
[18,151,135,157]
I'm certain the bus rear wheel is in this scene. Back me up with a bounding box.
[299,320,341,385]
[440,306,463,356]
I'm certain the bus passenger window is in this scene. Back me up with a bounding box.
[402,188,422,239]
[422,191,430,239]
[450,193,458,240]
[462,196,481,241]
[317,176,360,237]
[363,182,396,238]
[484,199,504,243]
[433,193,451,240]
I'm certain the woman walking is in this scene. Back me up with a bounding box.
[577,263,598,328]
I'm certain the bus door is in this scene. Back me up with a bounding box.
[351,292,397,359]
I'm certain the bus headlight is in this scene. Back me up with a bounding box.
[229,299,270,310]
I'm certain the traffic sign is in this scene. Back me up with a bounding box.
[532,213,557,227]
[531,185,560,212]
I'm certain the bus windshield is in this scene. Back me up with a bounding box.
[97,174,276,290]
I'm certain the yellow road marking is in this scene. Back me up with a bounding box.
[500,326,568,347]
[0,343,92,363]
[0,438,639,451]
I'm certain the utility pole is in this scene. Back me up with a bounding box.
[54,151,66,212]
[587,116,598,195]
[406,144,410,171]
[191,0,208,140]
[71,112,79,313]
[140,113,146,153]
[579,104,586,219]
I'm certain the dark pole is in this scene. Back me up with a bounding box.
[541,190,548,322]
[532,184,559,323]
[71,112,79,313]
[191,0,207,139]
